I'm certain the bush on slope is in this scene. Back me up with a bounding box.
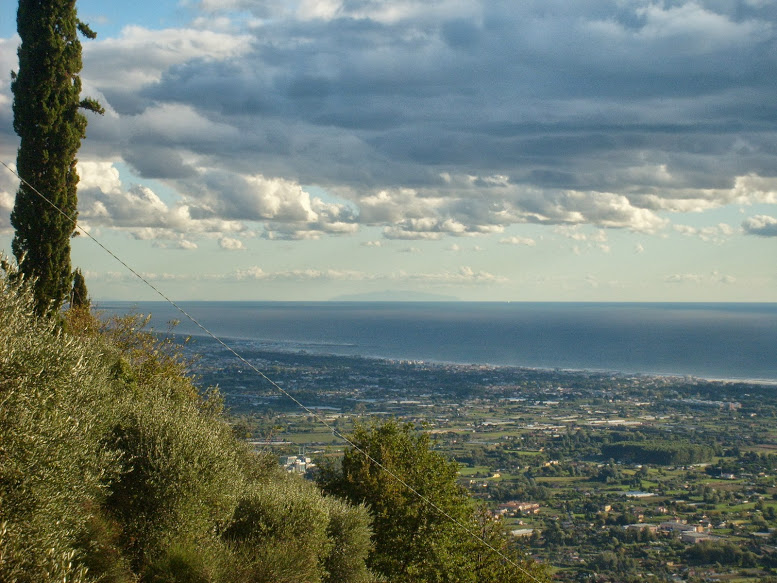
[0,274,121,582]
[0,271,374,583]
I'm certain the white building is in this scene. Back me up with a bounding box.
[282,450,316,474]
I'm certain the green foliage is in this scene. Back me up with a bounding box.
[322,496,374,583]
[589,549,637,574]
[225,478,332,582]
[685,540,758,567]
[11,0,102,315]
[319,420,547,583]
[221,474,374,583]
[0,271,374,583]
[100,312,199,401]
[74,505,135,583]
[319,420,467,581]
[105,390,244,569]
[143,541,217,583]
[70,268,89,308]
[0,267,119,582]
[466,506,547,583]
[601,440,714,466]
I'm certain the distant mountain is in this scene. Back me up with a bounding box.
[329,290,459,302]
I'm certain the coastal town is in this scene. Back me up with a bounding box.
[186,336,777,582]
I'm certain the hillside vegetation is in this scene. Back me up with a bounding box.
[0,271,373,583]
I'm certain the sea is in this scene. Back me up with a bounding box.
[98,301,777,384]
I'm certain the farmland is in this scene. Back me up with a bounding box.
[190,337,777,582]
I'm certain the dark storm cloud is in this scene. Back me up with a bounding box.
[123,146,197,179]
[5,1,777,238]
[140,2,777,191]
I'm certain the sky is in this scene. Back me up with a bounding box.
[0,0,776,302]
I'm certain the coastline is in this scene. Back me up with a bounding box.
[182,332,777,388]
[101,300,777,385]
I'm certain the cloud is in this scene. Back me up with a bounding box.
[555,227,591,242]
[234,267,372,281]
[81,26,252,114]
[76,161,246,241]
[731,175,777,206]
[673,222,734,243]
[555,225,612,253]
[383,227,443,241]
[499,236,536,246]
[149,239,198,250]
[95,263,507,286]
[4,1,777,247]
[73,160,361,243]
[219,237,245,250]
[397,265,507,285]
[708,271,737,285]
[0,37,19,153]
[360,182,668,240]
[0,163,17,234]
[665,273,705,284]
[630,3,770,50]
[179,169,360,238]
[554,226,607,242]
[230,264,507,284]
[665,271,736,285]
[742,214,777,237]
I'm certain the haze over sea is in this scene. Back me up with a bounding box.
[101,302,777,384]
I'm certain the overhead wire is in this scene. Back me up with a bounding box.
[1,159,544,582]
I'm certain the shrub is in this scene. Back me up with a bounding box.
[105,389,244,570]
[0,269,375,583]
[224,477,332,583]
[143,540,218,583]
[321,496,373,583]
[0,271,119,582]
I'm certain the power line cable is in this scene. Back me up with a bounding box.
[1,159,544,582]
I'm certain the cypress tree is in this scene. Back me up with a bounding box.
[70,267,89,308]
[10,0,103,316]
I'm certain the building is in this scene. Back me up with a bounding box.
[510,529,535,538]
[496,501,541,516]
[281,450,316,474]
[659,521,707,534]
[625,523,658,534]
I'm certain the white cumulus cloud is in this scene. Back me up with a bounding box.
[219,237,245,250]
[742,215,777,237]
